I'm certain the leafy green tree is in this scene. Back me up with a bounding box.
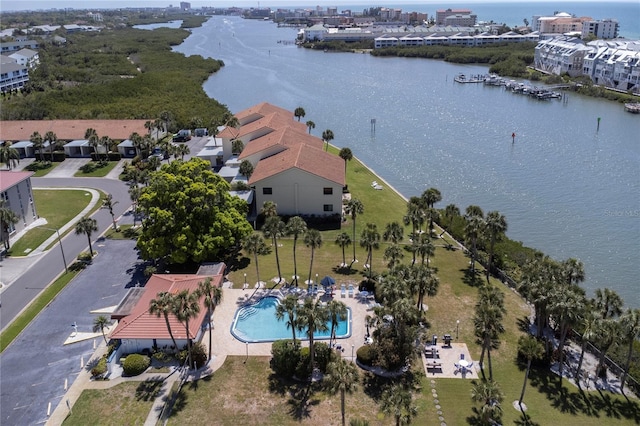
[339,147,353,175]
[30,131,45,162]
[0,200,19,250]
[243,233,271,287]
[101,193,119,231]
[93,315,111,344]
[484,210,507,283]
[239,160,254,178]
[0,142,20,170]
[263,215,286,283]
[286,216,307,287]
[136,158,253,265]
[297,297,329,374]
[380,384,417,426]
[360,223,380,278]
[470,379,504,425]
[335,232,351,267]
[75,216,98,256]
[294,106,306,121]
[149,291,179,351]
[325,358,359,426]
[517,334,543,410]
[231,139,244,155]
[275,294,300,343]
[198,277,222,361]
[172,289,201,369]
[322,129,334,151]
[306,120,315,134]
[304,228,322,285]
[344,198,364,266]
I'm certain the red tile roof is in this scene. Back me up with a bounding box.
[249,143,345,186]
[0,120,149,142]
[0,170,34,191]
[109,273,223,341]
[235,102,296,124]
[218,112,306,141]
[239,126,323,160]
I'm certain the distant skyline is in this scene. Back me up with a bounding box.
[2,0,636,13]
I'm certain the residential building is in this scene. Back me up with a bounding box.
[8,48,39,69]
[0,56,29,93]
[582,19,619,39]
[533,12,593,35]
[0,171,38,243]
[374,30,539,49]
[534,36,592,77]
[0,119,149,142]
[0,40,40,54]
[436,8,473,25]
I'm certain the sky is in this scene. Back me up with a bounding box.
[2,0,633,13]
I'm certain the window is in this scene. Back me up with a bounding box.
[323,187,333,195]
[262,187,272,195]
[323,204,333,212]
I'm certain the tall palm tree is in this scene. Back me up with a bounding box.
[403,197,425,235]
[128,185,142,227]
[464,206,484,273]
[99,135,112,161]
[517,334,544,411]
[30,131,45,161]
[593,288,624,319]
[0,142,20,170]
[339,147,353,175]
[421,187,441,231]
[549,285,585,380]
[93,315,111,344]
[383,244,404,270]
[441,203,460,236]
[286,216,307,287]
[304,228,322,285]
[198,277,222,361]
[413,264,439,312]
[413,231,434,266]
[335,232,351,267]
[297,297,328,374]
[484,211,507,284]
[175,143,190,161]
[593,317,619,377]
[263,215,286,284]
[322,129,334,151]
[470,379,504,426]
[305,120,315,134]
[243,234,271,288]
[575,310,598,386]
[327,300,348,348]
[149,291,179,351]
[44,131,58,162]
[101,193,119,231]
[275,294,300,343]
[0,199,19,250]
[380,384,417,426]
[560,258,585,286]
[172,289,202,369]
[325,358,359,426]
[619,308,640,393]
[344,198,364,266]
[474,301,505,381]
[261,200,278,218]
[360,223,380,278]
[294,106,306,121]
[383,221,404,244]
[74,216,98,256]
[85,128,100,159]
[129,132,143,157]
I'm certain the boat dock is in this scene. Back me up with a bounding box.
[454,73,486,83]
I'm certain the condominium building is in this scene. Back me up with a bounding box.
[436,8,473,25]
[582,19,619,39]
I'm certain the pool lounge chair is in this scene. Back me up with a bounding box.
[348,284,354,298]
[341,284,346,298]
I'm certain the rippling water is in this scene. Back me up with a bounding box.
[173,16,640,306]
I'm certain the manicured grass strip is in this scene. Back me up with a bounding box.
[0,270,77,353]
[62,381,160,426]
[31,162,60,177]
[73,161,119,177]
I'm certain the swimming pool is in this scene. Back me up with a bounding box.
[231,296,352,343]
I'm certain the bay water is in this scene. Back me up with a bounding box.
[171,15,640,307]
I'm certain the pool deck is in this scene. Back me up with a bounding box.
[203,285,478,380]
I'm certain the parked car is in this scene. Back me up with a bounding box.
[194,128,208,137]
[172,129,191,142]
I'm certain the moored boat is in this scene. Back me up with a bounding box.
[624,102,640,114]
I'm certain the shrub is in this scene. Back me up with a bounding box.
[91,355,108,377]
[271,339,300,379]
[295,346,312,379]
[122,353,150,376]
[80,162,98,173]
[356,345,374,366]
[77,251,93,263]
[25,160,52,171]
[190,342,207,369]
[313,342,334,373]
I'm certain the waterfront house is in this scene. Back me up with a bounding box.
[0,171,38,245]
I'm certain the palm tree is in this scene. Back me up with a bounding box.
[128,185,142,226]
[380,384,417,426]
[384,244,404,270]
[101,193,119,231]
[470,379,504,426]
[93,315,111,344]
[619,308,640,393]
[413,232,434,266]
[383,221,404,244]
[305,120,315,134]
[263,215,286,284]
[44,131,58,162]
[175,143,190,161]
[421,187,442,231]
[593,288,624,319]
[560,258,585,286]
[325,358,359,426]
[593,317,619,378]
[575,310,598,386]
[130,132,143,157]
[149,291,179,351]
[464,206,484,273]
[286,216,307,287]
[0,199,19,250]
[517,334,544,411]
[322,129,334,151]
[0,142,20,170]
[74,216,98,256]
[484,211,507,284]
[327,300,348,348]
[297,297,329,374]
[474,300,505,381]
[403,197,425,235]
[85,128,100,159]
[549,285,584,380]
[243,234,271,288]
[360,223,380,278]
[335,232,351,267]
[344,198,364,266]
[99,135,112,161]
[304,228,322,285]
[275,294,300,343]
[294,106,306,121]
[198,277,222,361]
[260,200,278,218]
[441,203,460,236]
[172,289,201,369]
[413,264,439,312]
[339,147,353,175]
[30,131,45,161]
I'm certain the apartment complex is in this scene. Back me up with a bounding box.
[435,8,476,26]
[581,19,619,40]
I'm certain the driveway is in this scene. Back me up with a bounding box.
[0,239,147,426]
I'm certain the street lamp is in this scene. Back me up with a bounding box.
[244,273,247,288]
[38,226,67,274]
[244,342,249,364]
[351,344,355,362]
[456,320,460,340]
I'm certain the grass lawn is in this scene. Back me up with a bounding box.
[9,189,98,256]
[73,161,119,177]
[62,381,162,426]
[30,161,60,177]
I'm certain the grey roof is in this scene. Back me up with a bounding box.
[64,139,89,147]
[118,139,134,147]
[110,287,146,319]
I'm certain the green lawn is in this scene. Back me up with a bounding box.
[30,161,60,177]
[73,161,119,177]
[9,189,97,256]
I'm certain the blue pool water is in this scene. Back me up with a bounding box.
[231,296,351,343]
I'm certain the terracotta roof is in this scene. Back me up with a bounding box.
[0,120,149,142]
[249,143,345,186]
[235,102,296,124]
[0,170,34,191]
[239,126,323,160]
[109,273,223,341]
[218,112,306,142]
